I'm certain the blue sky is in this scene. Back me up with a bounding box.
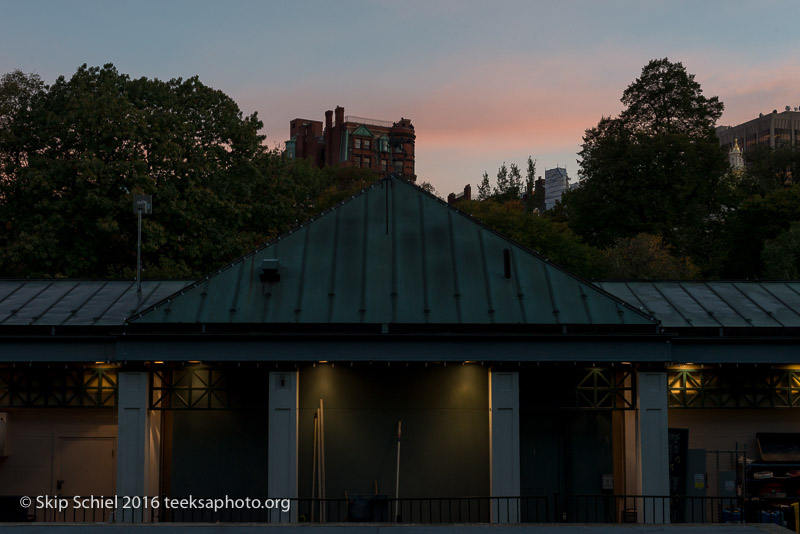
[2,0,799,195]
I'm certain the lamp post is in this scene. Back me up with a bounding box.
[132,195,152,293]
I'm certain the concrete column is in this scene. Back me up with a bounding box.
[268,371,298,522]
[117,371,151,522]
[489,370,520,523]
[637,371,669,523]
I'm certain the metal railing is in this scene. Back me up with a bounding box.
[343,116,395,129]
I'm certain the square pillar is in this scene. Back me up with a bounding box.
[117,371,154,522]
[489,370,520,523]
[637,371,669,523]
[268,371,298,522]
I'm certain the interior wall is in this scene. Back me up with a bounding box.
[169,409,269,498]
[0,408,117,496]
[298,364,489,500]
[669,409,800,457]
[669,408,800,498]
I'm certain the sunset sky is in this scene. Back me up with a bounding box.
[2,0,799,196]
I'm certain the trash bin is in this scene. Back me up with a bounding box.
[348,495,370,522]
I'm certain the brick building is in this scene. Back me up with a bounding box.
[286,106,416,181]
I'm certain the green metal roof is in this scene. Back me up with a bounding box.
[0,280,191,326]
[596,281,800,328]
[132,176,652,325]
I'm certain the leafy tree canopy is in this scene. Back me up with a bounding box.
[563,58,729,274]
[455,198,608,279]
[0,64,341,278]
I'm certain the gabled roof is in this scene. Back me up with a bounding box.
[352,124,374,137]
[131,176,652,326]
[0,280,191,326]
[597,281,800,328]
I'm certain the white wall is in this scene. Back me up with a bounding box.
[0,409,117,496]
[669,409,800,456]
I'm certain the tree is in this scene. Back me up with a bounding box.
[723,185,800,278]
[507,163,523,198]
[0,70,46,174]
[493,162,509,197]
[562,58,728,274]
[525,156,536,196]
[619,58,723,137]
[418,180,439,198]
[455,198,608,278]
[603,233,700,280]
[762,222,800,279]
[742,145,800,195]
[477,171,491,200]
[0,64,331,278]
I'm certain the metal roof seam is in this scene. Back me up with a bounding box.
[730,282,784,327]
[759,283,800,323]
[542,265,560,324]
[577,282,593,324]
[509,247,528,324]
[650,283,692,327]
[327,208,341,324]
[3,281,53,326]
[359,193,370,323]
[60,281,108,326]
[294,226,311,323]
[446,209,463,324]
[676,282,723,328]
[619,281,655,317]
[391,182,398,323]
[90,281,134,326]
[31,280,80,325]
[228,261,245,321]
[477,231,495,324]
[703,284,750,324]
[418,195,430,324]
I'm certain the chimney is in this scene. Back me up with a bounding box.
[334,106,344,126]
[464,184,471,201]
[447,192,456,205]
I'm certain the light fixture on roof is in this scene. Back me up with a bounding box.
[260,259,281,282]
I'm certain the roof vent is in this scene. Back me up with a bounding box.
[260,259,281,282]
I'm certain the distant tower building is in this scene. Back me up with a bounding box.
[729,138,744,170]
[544,167,569,210]
[286,106,416,181]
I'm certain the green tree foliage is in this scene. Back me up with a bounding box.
[507,163,523,198]
[494,162,509,197]
[456,198,607,279]
[603,233,700,280]
[724,185,800,278]
[477,171,491,200]
[762,222,800,279]
[741,145,800,196]
[525,156,536,195]
[0,65,333,278]
[562,58,729,274]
